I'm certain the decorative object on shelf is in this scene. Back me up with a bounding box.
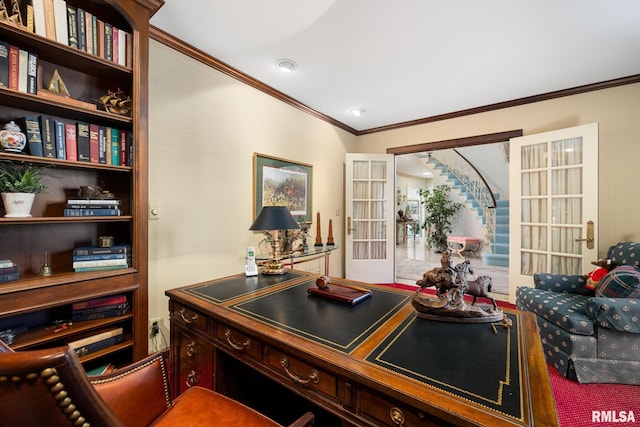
[98,236,115,248]
[0,1,7,21]
[99,89,132,117]
[47,69,71,97]
[0,162,47,217]
[327,218,335,246]
[249,206,300,275]
[0,121,26,153]
[253,153,312,224]
[79,185,116,200]
[314,211,323,247]
[412,252,503,323]
[40,250,52,276]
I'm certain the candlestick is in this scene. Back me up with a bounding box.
[327,218,335,246]
[314,211,323,247]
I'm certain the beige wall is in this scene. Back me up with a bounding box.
[148,39,640,335]
[147,41,357,333]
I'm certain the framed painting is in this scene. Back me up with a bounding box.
[253,153,313,223]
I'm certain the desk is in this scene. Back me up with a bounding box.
[166,272,557,427]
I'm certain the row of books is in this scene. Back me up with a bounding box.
[18,116,132,166]
[73,244,131,272]
[64,198,122,217]
[0,259,19,283]
[71,294,129,322]
[17,0,132,67]
[0,41,37,94]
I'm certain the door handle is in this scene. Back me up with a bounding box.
[574,220,594,249]
[347,217,355,236]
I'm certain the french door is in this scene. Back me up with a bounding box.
[344,153,395,283]
[508,123,598,301]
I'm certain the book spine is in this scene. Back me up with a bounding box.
[42,0,56,41]
[84,11,93,55]
[103,22,112,61]
[127,130,133,166]
[0,260,15,268]
[0,265,19,275]
[110,127,120,165]
[8,45,18,90]
[64,208,121,216]
[76,7,86,51]
[21,116,43,157]
[73,245,130,256]
[64,122,77,161]
[39,116,56,158]
[0,273,20,283]
[17,49,28,93]
[72,253,127,261]
[32,0,46,38]
[67,199,120,205]
[73,265,128,273]
[88,124,99,163]
[98,125,106,164]
[0,41,8,88]
[72,258,128,268]
[66,203,120,209]
[96,19,104,59]
[72,294,127,310]
[118,28,126,67]
[66,5,78,49]
[73,303,129,314]
[26,52,37,94]
[76,122,90,162]
[111,26,118,64]
[52,0,68,45]
[54,120,66,159]
[26,4,35,32]
[125,32,132,68]
[119,129,127,166]
[72,333,125,356]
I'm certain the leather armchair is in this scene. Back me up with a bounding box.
[0,342,314,427]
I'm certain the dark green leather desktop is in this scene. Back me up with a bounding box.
[167,271,558,426]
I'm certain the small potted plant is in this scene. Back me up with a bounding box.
[0,161,48,217]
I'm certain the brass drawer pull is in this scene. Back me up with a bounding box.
[185,370,199,387]
[186,340,198,357]
[179,308,198,324]
[224,329,251,351]
[390,407,405,426]
[280,356,319,385]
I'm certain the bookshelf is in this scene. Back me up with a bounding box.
[0,0,162,365]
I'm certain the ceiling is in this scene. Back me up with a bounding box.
[150,1,640,133]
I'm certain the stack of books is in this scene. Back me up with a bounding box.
[68,327,125,358]
[0,260,19,283]
[64,199,121,217]
[72,244,131,272]
[71,294,129,322]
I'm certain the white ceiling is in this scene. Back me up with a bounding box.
[150,1,640,133]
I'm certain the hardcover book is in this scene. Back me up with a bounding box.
[0,272,20,283]
[64,122,77,161]
[32,0,46,38]
[20,116,44,157]
[42,0,57,41]
[76,121,90,161]
[68,328,125,355]
[308,284,372,305]
[54,120,66,159]
[110,127,120,165]
[0,265,19,275]
[8,45,18,90]
[63,208,121,216]
[72,252,128,261]
[17,49,28,93]
[67,199,120,205]
[73,244,130,256]
[0,41,8,88]
[52,0,68,45]
[71,309,128,322]
[89,123,99,162]
[103,22,112,61]
[66,5,78,49]
[72,258,128,268]
[26,52,37,94]
[72,294,127,310]
[76,7,86,51]
[74,265,128,273]
[72,302,129,314]
[39,115,56,158]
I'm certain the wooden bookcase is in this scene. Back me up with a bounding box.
[0,0,162,366]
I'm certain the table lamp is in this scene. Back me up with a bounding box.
[249,206,300,274]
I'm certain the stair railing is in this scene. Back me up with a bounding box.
[428,150,497,253]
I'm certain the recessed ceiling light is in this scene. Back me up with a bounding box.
[350,108,365,117]
[275,59,297,73]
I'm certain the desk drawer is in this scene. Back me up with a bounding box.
[265,347,338,399]
[358,388,444,426]
[214,323,263,360]
[173,328,214,396]
[170,302,209,333]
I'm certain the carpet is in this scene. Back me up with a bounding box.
[380,283,640,427]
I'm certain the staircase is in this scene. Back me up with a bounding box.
[426,156,509,267]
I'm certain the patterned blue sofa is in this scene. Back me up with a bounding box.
[516,242,640,384]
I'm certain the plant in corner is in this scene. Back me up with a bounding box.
[0,161,48,218]
[418,185,463,252]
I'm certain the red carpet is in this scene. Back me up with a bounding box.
[381,284,640,426]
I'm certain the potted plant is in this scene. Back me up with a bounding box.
[0,161,48,218]
[418,185,463,252]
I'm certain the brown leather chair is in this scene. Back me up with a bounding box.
[0,342,314,427]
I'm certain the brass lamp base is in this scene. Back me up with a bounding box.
[261,259,287,275]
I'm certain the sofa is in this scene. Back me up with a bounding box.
[516,241,640,384]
